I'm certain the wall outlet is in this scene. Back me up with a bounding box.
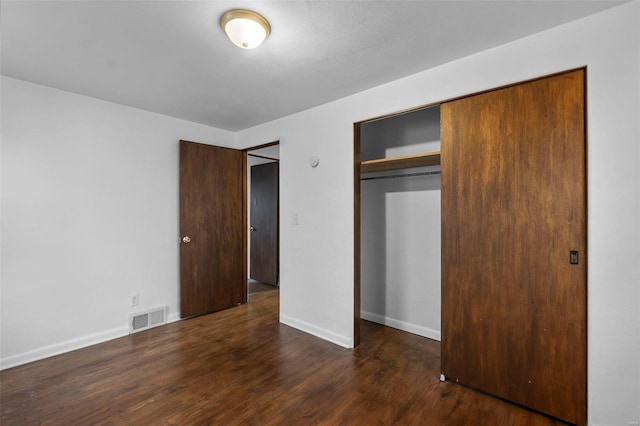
[292,213,301,226]
[131,294,139,307]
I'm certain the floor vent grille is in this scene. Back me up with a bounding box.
[129,306,168,334]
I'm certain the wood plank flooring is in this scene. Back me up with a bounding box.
[248,279,278,294]
[1,290,567,425]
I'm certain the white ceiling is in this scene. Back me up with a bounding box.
[1,1,625,132]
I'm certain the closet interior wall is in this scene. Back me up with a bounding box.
[360,106,441,341]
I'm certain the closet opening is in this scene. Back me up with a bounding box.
[354,105,442,346]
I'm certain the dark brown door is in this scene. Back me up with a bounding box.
[250,162,279,285]
[179,140,247,318]
[441,70,586,425]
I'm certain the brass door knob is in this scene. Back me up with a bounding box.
[182,236,191,243]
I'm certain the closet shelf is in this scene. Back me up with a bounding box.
[360,151,441,173]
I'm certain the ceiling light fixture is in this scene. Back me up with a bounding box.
[220,9,271,49]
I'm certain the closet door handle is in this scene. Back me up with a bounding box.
[570,250,579,264]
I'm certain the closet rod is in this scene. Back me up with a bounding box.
[360,170,441,181]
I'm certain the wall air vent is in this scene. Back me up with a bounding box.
[129,306,168,334]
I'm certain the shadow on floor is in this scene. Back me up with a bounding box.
[249,279,278,294]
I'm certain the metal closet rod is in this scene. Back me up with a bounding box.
[360,170,441,181]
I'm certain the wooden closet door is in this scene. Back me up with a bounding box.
[441,69,586,425]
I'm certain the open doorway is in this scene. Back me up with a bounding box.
[244,142,280,296]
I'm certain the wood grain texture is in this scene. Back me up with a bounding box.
[1,290,568,425]
[441,69,586,425]
[360,151,441,173]
[180,141,245,318]
[250,162,279,285]
[241,140,280,153]
[353,123,361,347]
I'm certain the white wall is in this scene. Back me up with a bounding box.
[236,2,640,425]
[360,107,441,340]
[0,77,235,369]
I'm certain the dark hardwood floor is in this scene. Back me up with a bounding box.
[0,290,567,425]
[248,279,278,294]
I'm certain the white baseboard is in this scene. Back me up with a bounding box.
[280,314,353,348]
[361,310,441,341]
[2,310,182,371]
[167,312,181,323]
[0,326,129,370]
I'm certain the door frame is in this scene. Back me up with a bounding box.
[242,140,280,291]
[179,139,279,312]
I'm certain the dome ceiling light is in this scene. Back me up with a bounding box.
[220,9,271,49]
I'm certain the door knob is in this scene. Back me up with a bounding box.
[182,236,191,243]
[250,226,255,232]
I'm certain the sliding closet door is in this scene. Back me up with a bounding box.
[441,69,586,425]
